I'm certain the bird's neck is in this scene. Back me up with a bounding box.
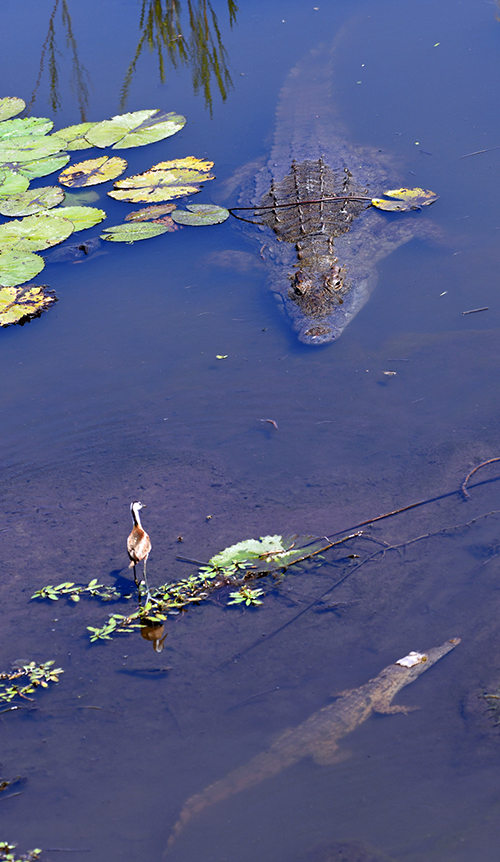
[132,507,142,529]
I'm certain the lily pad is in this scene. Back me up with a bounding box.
[0,212,74,253]
[58,155,128,188]
[209,534,333,573]
[372,187,439,212]
[108,157,215,203]
[0,249,45,287]
[60,190,100,206]
[11,153,70,180]
[85,109,186,149]
[0,282,57,326]
[0,186,65,217]
[50,122,97,150]
[52,205,106,231]
[0,97,26,122]
[0,168,30,197]
[125,203,176,222]
[100,222,171,243]
[0,117,53,140]
[171,204,229,225]
[0,135,65,163]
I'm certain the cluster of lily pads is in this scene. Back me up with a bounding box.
[32,533,337,643]
[0,96,229,327]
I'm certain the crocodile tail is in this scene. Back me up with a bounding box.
[166,747,294,851]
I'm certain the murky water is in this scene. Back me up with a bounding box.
[2,1,500,860]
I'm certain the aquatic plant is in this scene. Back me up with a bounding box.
[0,844,42,862]
[0,661,63,705]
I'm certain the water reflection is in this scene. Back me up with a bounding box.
[28,0,90,119]
[120,0,238,115]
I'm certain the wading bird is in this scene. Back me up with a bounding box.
[127,501,151,592]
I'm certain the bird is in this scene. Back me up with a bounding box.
[127,501,152,592]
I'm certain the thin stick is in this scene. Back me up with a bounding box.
[459,145,500,159]
[461,458,500,499]
[462,307,488,315]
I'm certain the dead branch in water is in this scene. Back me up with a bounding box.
[461,458,500,499]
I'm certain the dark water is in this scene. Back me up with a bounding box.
[2,1,500,860]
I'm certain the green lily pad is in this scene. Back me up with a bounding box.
[0,212,74,253]
[371,187,439,212]
[60,190,100,206]
[0,249,45,287]
[0,186,65,217]
[0,97,26,122]
[209,534,333,573]
[171,204,229,225]
[58,155,128,188]
[0,168,30,197]
[16,152,70,180]
[0,282,57,326]
[0,117,53,140]
[50,122,97,150]
[100,222,171,243]
[0,134,65,163]
[124,203,176,222]
[85,109,186,149]
[108,157,215,203]
[52,205,106,231]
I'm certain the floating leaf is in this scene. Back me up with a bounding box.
[0,117,53,140]
[125,203,176,222]
[100,222,171,243]
[0,186,65,217]
[52,205,106,231]
[60,190,100,206]
[171,204,229,225]
[0,135,65,163]
[0,249,45,286]
[58,155,128,188]
[85,109,186,149]
[0,168,30,197]
[50,122,97,150]
[0,212,74,253]
[108,157,214,203]
[0,282,56,326]
[371,187,439,212]
[0,97,26,122]
[209,534,333,573]
[12,152,70,180]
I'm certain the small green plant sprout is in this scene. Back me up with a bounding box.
[228,587,264,606]
[0,661,63,704]
[0,843,42,862]
[31,578,121,602]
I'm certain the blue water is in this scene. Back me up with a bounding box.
[2,1,500,860]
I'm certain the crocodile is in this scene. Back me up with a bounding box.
[166,637,460,849]
[237,39,437,345]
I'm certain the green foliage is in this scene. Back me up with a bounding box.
[0,661,63,704]
[228,587,264,606]
[31,578,121,602]
[0,844,42,862]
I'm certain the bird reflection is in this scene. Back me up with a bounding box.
[141,622,167,652]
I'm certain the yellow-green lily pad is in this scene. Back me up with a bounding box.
[0,186,65,217]
[0,168,30,197]
[60,190,100,206]
[171,204,229,225]
[17,153,70,180]
[124,203,176,222]
[371,187,439,212]
[0,134,65,163]
[52,205,106,231]
[0,117,53,140]
[100,222,171,243]
[0,282,57,326]
[85,109,186,149]
[0,212,74,252]
[108,157,215,203]
[58,155,128,188]
[50,122,97,150]
[0,97,26,122]
[0,249,45,287]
